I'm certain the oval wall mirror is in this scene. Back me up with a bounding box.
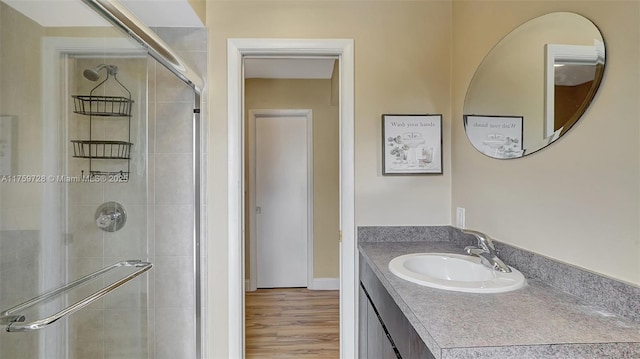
[463,12,605,159]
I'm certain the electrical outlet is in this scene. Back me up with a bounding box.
[456,207,465,229]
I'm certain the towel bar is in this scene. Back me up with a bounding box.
[0,260,152,332]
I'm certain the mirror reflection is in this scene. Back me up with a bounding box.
[464,12,605,159]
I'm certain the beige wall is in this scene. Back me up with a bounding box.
[206,1,640,356]
[207,1,452,356]
[0,3,44,231]
[0,5,43,358]
[245,79,340,279]
[452,1,640,284]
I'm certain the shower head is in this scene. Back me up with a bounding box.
[83,64,119,81]
[83,68,101,81]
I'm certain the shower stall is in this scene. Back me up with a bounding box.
[0,1,205,358]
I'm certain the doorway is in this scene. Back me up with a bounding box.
[227,39,355,358]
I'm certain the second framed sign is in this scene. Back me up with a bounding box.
[464,115,524,159]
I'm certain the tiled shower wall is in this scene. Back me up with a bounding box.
[68,57,149,359]
[150,27,207,359]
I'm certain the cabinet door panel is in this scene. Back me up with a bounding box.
[360,254,438,359]
[367,302,397,359]
[359,285,368,358]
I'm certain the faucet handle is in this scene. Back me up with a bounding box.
[462,229,496,252]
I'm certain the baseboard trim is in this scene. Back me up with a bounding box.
[309,277,340,290]
[245,278,339,291]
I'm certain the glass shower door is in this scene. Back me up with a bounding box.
[0,2,152,358]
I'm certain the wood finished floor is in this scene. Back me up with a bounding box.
[245,288,340,358]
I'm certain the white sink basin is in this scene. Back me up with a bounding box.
[388,253,526,293]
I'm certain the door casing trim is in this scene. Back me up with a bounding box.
[226,38,356,358]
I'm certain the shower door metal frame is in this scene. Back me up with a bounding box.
[82,0,203,93]
[80,1,206,358]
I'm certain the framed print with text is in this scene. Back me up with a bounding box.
[382,114,443,175]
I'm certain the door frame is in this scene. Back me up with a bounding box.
[544,42,605,139]
[247,109,314,291]
[227,38,356,358]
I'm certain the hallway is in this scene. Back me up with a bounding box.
[245,288,340,358]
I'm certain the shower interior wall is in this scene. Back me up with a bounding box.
[0,3,207,358]
[67,56,150,359]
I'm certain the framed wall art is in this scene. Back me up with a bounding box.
[382,114,443,175]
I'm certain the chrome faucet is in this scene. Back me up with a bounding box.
[463,229,512,273]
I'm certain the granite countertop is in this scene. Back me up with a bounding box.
[359,241,640,359]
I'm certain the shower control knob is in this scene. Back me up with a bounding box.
[95,202,127,232]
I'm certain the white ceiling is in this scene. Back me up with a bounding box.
[245,58,336,79]
[1,0,203,27]
[2,0,111,27]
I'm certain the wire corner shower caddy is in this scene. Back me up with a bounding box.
[71,64,134,182]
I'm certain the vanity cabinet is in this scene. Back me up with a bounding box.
[359,254,435,359]
[359,285,397,358]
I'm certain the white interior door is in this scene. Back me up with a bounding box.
[256,115,308,288]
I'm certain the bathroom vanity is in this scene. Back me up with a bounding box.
[358,227,640,359]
